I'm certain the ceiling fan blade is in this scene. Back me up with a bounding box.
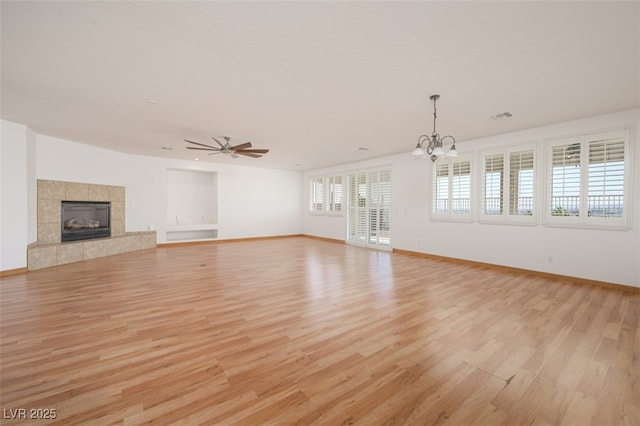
[235,152,262,158]
[236,148,269,154]
[186,146,220,151]
[185,139,218,149]
[211,136,227,149]
[207,151,224,155]
[229,142,252,150]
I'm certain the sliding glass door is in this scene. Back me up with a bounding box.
[346,167,391,248]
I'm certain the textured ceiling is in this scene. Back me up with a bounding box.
[1,1,638,171]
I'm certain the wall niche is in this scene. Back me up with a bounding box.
[165,169,218,241]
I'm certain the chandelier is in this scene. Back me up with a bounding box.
[412,94,458,162]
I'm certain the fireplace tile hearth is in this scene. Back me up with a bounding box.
[57,242,84,265]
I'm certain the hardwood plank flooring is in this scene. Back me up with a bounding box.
[1,236,638,425]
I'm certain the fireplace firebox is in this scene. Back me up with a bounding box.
[61,201,111,242]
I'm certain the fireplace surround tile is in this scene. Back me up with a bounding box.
[37,223,60,244]
[37,198,59,222]
[88,184,110,201]
[111,201,125,236]
[29,179,156,270]
[65,182,89,200]
[37,179,65,200]
[38,196,58,216]
[108,186,125,202]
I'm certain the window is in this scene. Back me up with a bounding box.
[509,150,535,216]
[432,157,471,221]
[308,174,344,215]
[309,177,324,213]
[327,175,343,214]
[480,146,536,224]
[546,129,629,228]
[433,163,449,214]
[483,154,504,216]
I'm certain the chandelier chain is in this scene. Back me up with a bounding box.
[433,96,438,135]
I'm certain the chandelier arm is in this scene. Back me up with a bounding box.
[425,135,437,155]
[417,134,430,146]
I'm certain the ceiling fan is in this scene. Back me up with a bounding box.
[184,136,269,159]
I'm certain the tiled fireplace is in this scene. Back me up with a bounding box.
[27,179,156,270]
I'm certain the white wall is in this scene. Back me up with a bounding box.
[166,169,218,226]
[1,121,35,270]
[304,109,640,287]
[36,135,303,243]
[119,153,303,242]
[0,123,303,271]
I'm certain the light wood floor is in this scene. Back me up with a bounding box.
[1,237,638,425]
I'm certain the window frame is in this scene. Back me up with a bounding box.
[346,166,391,248]
[326,174,344,216]
[544,128,631,230]
[308,174,345,216]
[479,143,538,225]
[308,176,324,214]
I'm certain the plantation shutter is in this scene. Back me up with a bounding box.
[347,172,367,244]
[587,136,625,217]
[433,163,449,214]
[451,160,471,215]
[550,142,581,216]
[328,175,343,213]
[483,154,504,215]
[509,150,534,216]
[309,178,323,212]
[347,167,391,248]
[370,168,390,246]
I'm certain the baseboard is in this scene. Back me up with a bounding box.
[157,234,305,248]
[0,267,28,277]
[392,248,640,294]
[301,235,346,244]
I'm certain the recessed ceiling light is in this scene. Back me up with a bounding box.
[194,158,199,161]
[146,98,159,104]
[490,112,513,119]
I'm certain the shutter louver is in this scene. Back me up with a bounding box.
[328,175,343,213]
[451,160,471,215]
[588,137,624,217]
[550,144,581,216]
[483,154,504,215]
[433,163,449,214]
[310,178,324,212]
[509,150,534,216]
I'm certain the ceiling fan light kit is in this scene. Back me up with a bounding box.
[185,136,269,159]
[412,94,458,162]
